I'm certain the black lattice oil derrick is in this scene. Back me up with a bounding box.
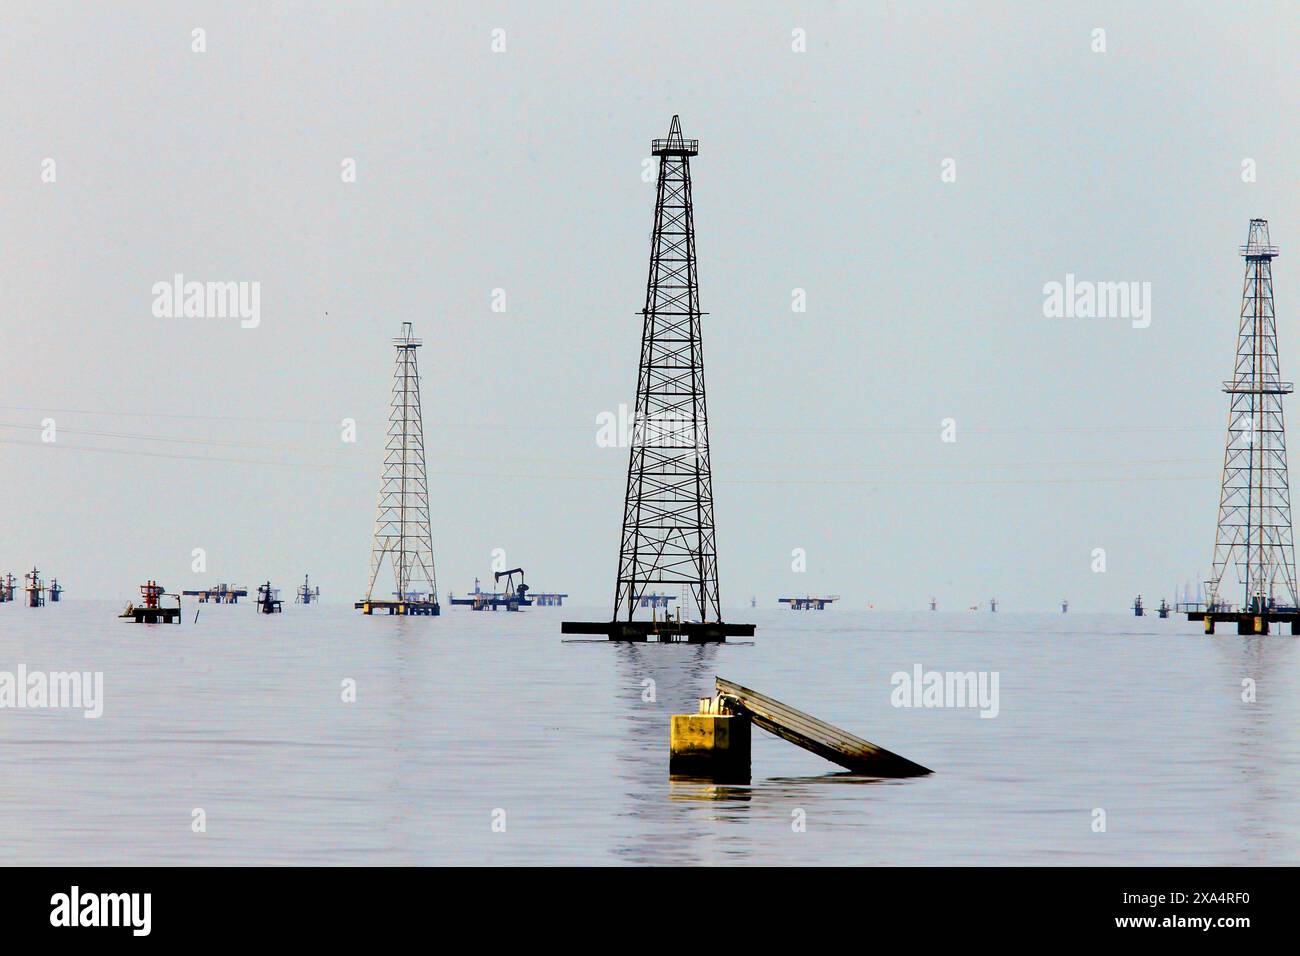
[614,115,722,627]
[1206,219,1298,616]
[562,117,752,642]
[357,322,440,616]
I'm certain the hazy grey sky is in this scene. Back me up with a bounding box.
[3,2,1298,609]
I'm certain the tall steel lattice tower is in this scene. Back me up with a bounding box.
[1206,219,1299,614]
[615,116,720,624]
[357,321,440,616]
[564,116,752,642]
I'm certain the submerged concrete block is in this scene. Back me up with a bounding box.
[669,712,751,778]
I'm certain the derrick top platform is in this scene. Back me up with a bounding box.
[1241,245,1280,260]
[1241,219,1279,260]
[393,321,421,348]
[651,115,698,157]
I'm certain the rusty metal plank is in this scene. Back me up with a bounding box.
[716,677,932,777]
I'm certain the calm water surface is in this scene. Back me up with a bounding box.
[1,601,1296,865]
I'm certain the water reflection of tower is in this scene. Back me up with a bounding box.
[379,622,423,864]
[1218,634,1288,860]
[608,642,750,865]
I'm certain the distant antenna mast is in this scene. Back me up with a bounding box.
[362,322,440,614]
[1207,219,1298,613]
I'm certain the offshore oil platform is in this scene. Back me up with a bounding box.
[779,595,840,610]
[182,583,249,604]
[255,582,283,614]
[356,323,440,616]
[1185,220,1300,635]
[562,117,754,643]
[120,581,181,624]
[295,575,320,604]
[450,569,531,611]
[23,567,45,607]
[530,590,568,607]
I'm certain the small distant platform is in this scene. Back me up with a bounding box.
[182,586,248,604]
[355,600,440,616]
[779,596,839,610]
[1185,610,1300,634]
[561,620,755,643]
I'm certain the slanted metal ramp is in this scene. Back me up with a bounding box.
[716,677,932,777]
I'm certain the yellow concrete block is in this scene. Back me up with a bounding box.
[669,713,750,778]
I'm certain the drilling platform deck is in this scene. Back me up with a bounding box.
[562,620,755,642]
[1184,608,1300,634]
[355,599,440,616]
